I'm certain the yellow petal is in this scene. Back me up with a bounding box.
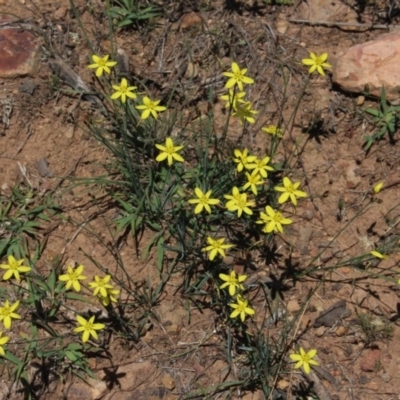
[307,349,317,358]
[76,315,87,326]
[319,53,328,62]
[302,362,310,374]
[302,58,315,66]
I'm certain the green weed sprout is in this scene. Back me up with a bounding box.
[364,87,400,150]
[108,0,160,29]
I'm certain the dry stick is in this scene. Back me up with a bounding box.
[303,371,332,400]
[48,58,106,111]
[288,19,389,30]
[16,162,33,189]
[380,179,400,191]
[12,125,33,159]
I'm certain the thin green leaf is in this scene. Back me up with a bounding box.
[365,108,380,117]
[156,235,164,272]
[66,292,92,302]
[65,350,78,362]
[47,268,57,292]
[4,351,23,366]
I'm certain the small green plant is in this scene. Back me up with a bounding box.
[0,184,60,260]
[108,0,160,29]
[358,312,394,343]
[363,87,400,150]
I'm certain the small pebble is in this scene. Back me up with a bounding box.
[335,325,348,336]
[356,95,365,106]
[302,209,314,220]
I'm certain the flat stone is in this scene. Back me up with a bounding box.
[0,28,40,78]
[297,0,358,28]
[18,78,39,95]
[332,33,400,101]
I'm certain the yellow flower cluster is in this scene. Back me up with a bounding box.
[59,265,120,307]
[0,256,109,345]
[88,54,166,119]
[220,62,257,125]
[0,255,31,356]
[231,147,307,233]
[219,271,255,323]
[220,62,283,136]
[58,265,119,341]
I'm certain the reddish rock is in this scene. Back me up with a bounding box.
[332,33,400,101]
[180,12,203,30]
[360,348,381,372]
[0,14,16,24]
[0,28,40,78]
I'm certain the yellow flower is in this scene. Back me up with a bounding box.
[370,250,388,260]
[302,52,331,76]
[247,156,274,178]
[224,186,242,206]
[202,237,234,261]
[88,275,113,298]
[59,265,87,292]
[257,206,292,233]
[155,137,184,166]
[111,78,137,103]
[87,54,117,77]
[219,271,247,296]
[220,89,246,109]
[0,255,31,281]
[229,295,255,322]
[74,315,105,343]
[290,347,319,374]
[232,101,258,124]
[136,96,166,119]
[0,331,9,356]
[243,170,264,195]
[223,62,255,91]
[261,125,282,138]
[224,187,255,217]
[188,188,220,214]
[0,300,21,330]
[98,287,120,307]
[274,177,307,206]
[373,182,384,194]
[233,149,256,172]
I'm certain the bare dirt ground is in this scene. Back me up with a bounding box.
[1,0,400,399]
